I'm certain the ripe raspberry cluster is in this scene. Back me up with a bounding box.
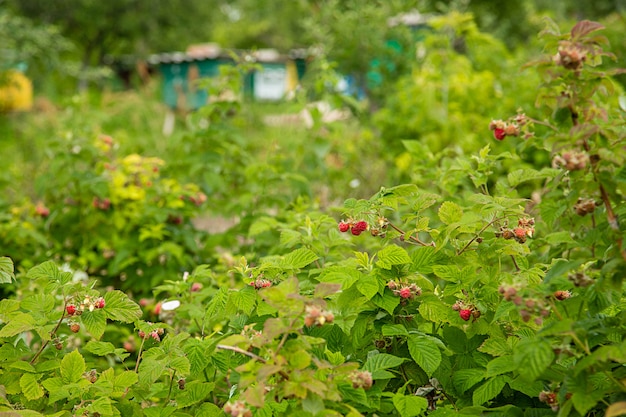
[451,301,480,321]
[338,219,369,236]
[249,278,272,289]
[138,323,165,342]
[489,112,529,141]
[65,296,106,317]
[497,217,535,244]
[304,305,334,327]
[387,280,422,300]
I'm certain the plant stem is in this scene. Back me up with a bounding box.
[217,344,266,363]
[388,222,435,247]
[30,301,69,365]
[164,370,176,407]
[457,215,506,255]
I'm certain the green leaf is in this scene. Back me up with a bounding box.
[176,381,214,408]
[169,356,191,375]
[407,335,441,377]
[88,396,114,416]
[35,359,60,373]
[438,201,463,225]
[104,290,142,323]
[513,338,554,381]
[393,393,428,417]
[196,402,224,417]
[410,247,438,274]
[376,246,411,269]
[419,297,454,323]
[81,309,107,339]
[356,274,379,300]
[508,377,544,397]
[452,368,484,392]
[114,371,138,390]
[26,261,61,281]
[472,376,508,406]
[61,349,86,384]
[41,377,69,404]
[572,391,604,416]
[485,356,516,377]
[507,168,558,188]
[9,361,37,373]
[205,288,228,320]
[543,259,585,284]
[372,292,400,315]
[318,267,362,290]
[381,324,409,337]
[0,257,15,284]
[184,338,212,376]
[0,299,20,316]
[228,286,257,315]
[138,357,167,385]
[281,247,319,269]
[20,373,44,400]
[363,353,406,379]
[478,336,512,357]
[84,341,116,356]
[20,294,55,314]
[0,312,37,338]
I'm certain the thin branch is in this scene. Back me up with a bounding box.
[31,301,69,364]
[216,344,266,363]
[388,222,435,247]
[457,215,506,255]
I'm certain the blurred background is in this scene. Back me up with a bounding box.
[2,0,625,99]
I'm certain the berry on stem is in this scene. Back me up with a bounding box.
[459,309,472,321]
[493,128,506,140]
[338,221,350,233]
[66,305,77,316]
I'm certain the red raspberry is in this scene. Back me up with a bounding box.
[513,227,526,239]
[554,290,571,300]
[94,298,105,309]
[351,228,363,236]
[70,323,80,333]
[338,222,350,233]
[66,305,77,316]
[493,128,506,141]
[353,221,368,232]
[459,309,472,321]
[190,282,203,292]
[138,330,146,339]
[399,287,412,299]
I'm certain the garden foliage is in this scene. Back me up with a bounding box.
[1,18,626,417]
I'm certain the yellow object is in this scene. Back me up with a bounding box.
[0,70,33,112]
[286,60,299,93]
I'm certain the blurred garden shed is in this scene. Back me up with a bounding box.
[149,44,306,111]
